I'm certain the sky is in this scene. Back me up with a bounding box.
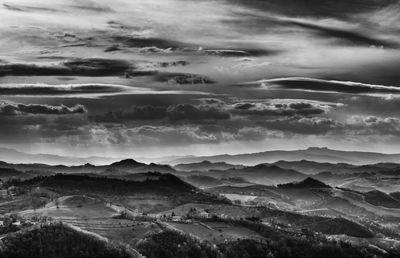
[1,0,400,159]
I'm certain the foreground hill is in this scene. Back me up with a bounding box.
[166,147,400,166]
[0,221,388,258]
[136,226,384,258]
[0,222,141,258]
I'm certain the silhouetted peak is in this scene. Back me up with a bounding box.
[149,162,170,167]
[278,177,331,189]
[110,159,145,168]
[253,164,269,169]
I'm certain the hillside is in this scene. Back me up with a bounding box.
[0,222,141,258]
[12,173,228,207]
[137,226,383,258]
[226,164,306,185]
[364,190,400,209]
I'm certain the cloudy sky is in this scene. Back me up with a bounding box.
[1,0,400,158]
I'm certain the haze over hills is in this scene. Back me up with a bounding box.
[165,147,400,166]
[174,160,245,172]
[272,160,400,175]
[0,147,121,166]
[2,147,400,167]
[0,158,176,176]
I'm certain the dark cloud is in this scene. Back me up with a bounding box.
[70,1,113,13]
[109,124,272,146]
[346,115,400,136]
[262,116,343,135]
[226,0,394,18]
[3,3,24,11]
[124,125,219,145]
[93,106,167,123]
[203,48,279,57]
[158,61,188,68]
[0,105,89,144]
[93,98,334,128]
[0,103,87,116]
[233,102,326,116]
[0,58,131,77]
[0,84,127,95]
[2,3,60,12]
[154,73,216,84]
[110,35,277,58]
[167,103,230,121]
[94,102,230,123]
[338,95,400,117]
[111,36,187,50]
[0,64,70,77]
[63,58,131,76]
[287,20,398,48]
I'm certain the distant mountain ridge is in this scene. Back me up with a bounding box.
[174,160,244,172]
[165,147,400,166]
[0,147,120,166]
[2,147,400,167]
[272,160,400,175]
[0,158,176,176]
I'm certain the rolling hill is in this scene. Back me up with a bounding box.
[174,161,245,172]
[278,177,331,189]
[11,173,228,207]
[273,160,400,175]
[0,222,142,258]
[0,159,177,176]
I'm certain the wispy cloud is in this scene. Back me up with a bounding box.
[243,77,400,94]
[0,83,211,98]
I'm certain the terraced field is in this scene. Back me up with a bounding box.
[167,221,264,244]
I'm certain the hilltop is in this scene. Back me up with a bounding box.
[278,177,331,189]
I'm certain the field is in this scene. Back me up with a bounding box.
[111,195,175,213]
[167,221,264,244]
[59,218,162,246]
[15,194,163,246]
[19,195,118,219]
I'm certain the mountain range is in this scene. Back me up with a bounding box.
[165,147,400,166]
[2,147,400,166]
